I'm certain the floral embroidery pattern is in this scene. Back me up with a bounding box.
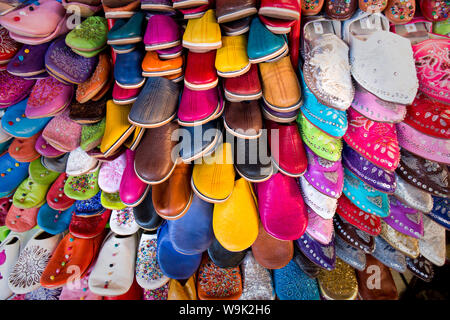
[0,27,18,55]
[25,287,62,300]
[27,77,65,108]
[9,245,52,290]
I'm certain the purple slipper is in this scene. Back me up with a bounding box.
[45,37,98,84]
[303,144,343,199]
[296,232,336,271]
[342,144,396,194]
[7,43,51,78]
[384,196,424,239]
[35,134,65,158]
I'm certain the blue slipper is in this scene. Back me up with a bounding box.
[37,203,75,234]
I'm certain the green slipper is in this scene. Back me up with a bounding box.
[0,226,10,242]
[433,19,450,36]
[29,158,60,185]
[297,113,342,162]
[13,177,49,209]
[80,118,106,151]
[101,191,126,210]
[64,169,100,200]
[72,46,107,58]
[65,16,108,53]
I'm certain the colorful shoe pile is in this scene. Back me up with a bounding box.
[0,0,448,301]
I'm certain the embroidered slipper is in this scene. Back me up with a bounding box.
[208,237,247,269]
[393,174,434,213]
[8,133,41,163]
[135,231,169,290]
[336,195,381,236]
[427,196,449,230]
[384,197,420,241]
[396,122,450,165]
[406,254,434,283]
[41,110,81,153]
[419,215,446,266]
[296,232,336,271]
[358,0,388,13]
[8,229,62,294]
[342,10,418,104]
[215,35,251,78]
[317,258,358,300]
[64,170,100,201]
[325,0,358,20]
[36,203,74,235]
[403,92,449,140]
[351,83,407,123]
[66,147,99,176]
[197,255,242,300]
[342,144,397,194]
[109,207,139,236]
[371,235,406,272]
[12,177,49,209]
[273,259,320,300]
[74,192,102,216]
[299,176,337,220]
[76,53,112,104]
[69,209,111,239]
[335,236,366,271]
[5,205,38,232]
[397,149,449,198]
[239,252,275,300]
[344,108,400,171]
[6,42,49,78]
[305,205,334,245]
[98,153,126,194]
[383,0,416,24]
[299,71,348,139]
[65,16,108,54]
[80,119,105,152]
[343,167,390,217]
[413,38,450,104]
[45,37,98,85]
[380,218,420,258]
[302,0,325,15]
[157,222,202,280]
[223,64,261,102]
[419,0,449,22]
[334,214,375,254]
[303,144,344,199]
[302,16,354,111]
[298,113,343,162]
[0,27,19,68]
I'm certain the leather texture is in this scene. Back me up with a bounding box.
[134,189,163,231]
[215,0,257,24]
[184,51,218,90]
[134,122,179,185]
[129,76,180,128]
[207,237,247,268]
[224,101,262,139]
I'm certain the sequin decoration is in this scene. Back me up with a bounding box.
[136,238,166,283]
[143,283,169,301]
[198,259,242,299]
[239,253,275,300]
